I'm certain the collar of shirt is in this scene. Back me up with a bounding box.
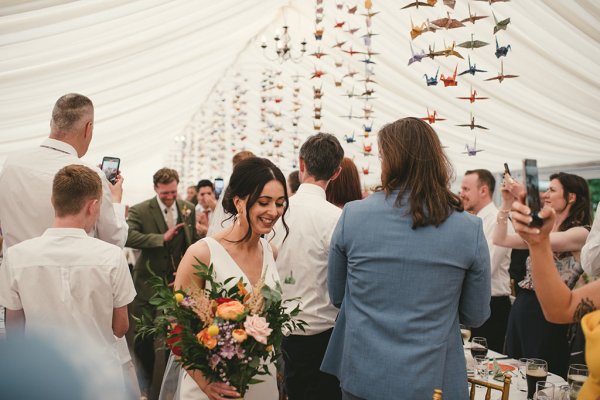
[476,201,497,219]
[42,228,89,238]
[156,197,178,218]
[41,138,78,156]
[295,182,327,199]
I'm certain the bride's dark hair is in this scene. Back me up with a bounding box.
[222,157,289,242]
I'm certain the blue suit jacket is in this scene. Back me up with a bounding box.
[321,191,491,400]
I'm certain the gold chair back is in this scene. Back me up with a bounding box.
[432,388,442,400]
[468,374,511,400]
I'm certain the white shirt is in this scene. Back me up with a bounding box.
[581,202,600,278]
[0,138,127,251]
[157,196,179,225]
[477,202,512,297]
[270,183,342,335]
[0,228,136,361]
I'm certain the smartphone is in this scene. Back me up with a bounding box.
[522,159,543,227]
[503,163,511,176]
[214,177,224,199]
[101,156,120,185]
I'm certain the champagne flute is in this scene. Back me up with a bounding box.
[470,337,488,359]
[526,359,548,400]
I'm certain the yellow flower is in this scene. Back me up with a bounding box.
[232,329,248,343]
[174,293,184,304]
[207,324,220,337]
[237,280,248,297]
[266,344,273,352]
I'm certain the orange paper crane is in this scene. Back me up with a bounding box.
[410,18,437,40]
[436,41,464,59]
[421,108,446,124]
[456,86,489,103]
[439,65,458,87]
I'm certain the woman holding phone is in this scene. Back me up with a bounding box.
[493,171,591,377]
[509,199,600,399]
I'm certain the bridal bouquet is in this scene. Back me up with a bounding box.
[136,260,306,396]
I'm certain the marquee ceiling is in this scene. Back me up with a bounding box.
[1,0,599,204]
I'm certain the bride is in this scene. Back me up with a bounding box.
[168,157,289,400]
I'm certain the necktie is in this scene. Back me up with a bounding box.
[166,207,174,229]
[204,210,210,223]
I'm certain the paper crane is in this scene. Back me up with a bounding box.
[484,60,519,83]
[362,165,370,175]
[475,0,510,4]
[456,113,489,130]
[437,41,464,59]
[440,65,458,86]
[461,4,488,24]
[458,56,487,76]
[313,86,323,99]
[334,21,346,29]
[342,46,364,56]
[332,39,346,49]
[310,48,328,59]
[410,18,438,40]
[401,0,436,9]
[457,86,489,103]
[408,43,426,65]
[424,68,440,86]
[444,0,456,8]
[340,108,358,120]
[314,27,324,40]
[495,37,512,58]
[364,122,373,136]
[421,108,446,124]
[347,4,358,14]
[431,12,465,30]
[346,26,360,35]
[462,137,484,156]
[492,11,511,34]
[344,67,359,79]
[311,68,326,79]
[457,33,489,49]
[343,87,359,98]
[363,143,373,155]
[344,132,357,143]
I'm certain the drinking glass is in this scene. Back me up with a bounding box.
[517,358,530,391]
[534,381,554,400]
[567,363,588,399]
[470,337,488,359]
[557,384,570,400]
[526,359,548,400]
[474,355,488,380]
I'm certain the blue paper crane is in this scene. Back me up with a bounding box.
[424,67,439,86]
[495,37,512,58]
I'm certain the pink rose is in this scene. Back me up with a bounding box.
[243,314,272,345]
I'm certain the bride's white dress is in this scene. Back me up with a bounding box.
[175,237,280,400]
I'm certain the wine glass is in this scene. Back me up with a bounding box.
[526,359,548,400]
[470,337,488,359]
[534,381,554,400]
[517,358,530,391]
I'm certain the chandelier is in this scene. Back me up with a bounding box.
[261,26,306,63]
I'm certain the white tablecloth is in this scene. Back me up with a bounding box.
[466,348,566,400]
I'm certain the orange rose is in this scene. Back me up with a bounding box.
[216,300,246,320]
[197,328,217,349]
[232,329,248,343]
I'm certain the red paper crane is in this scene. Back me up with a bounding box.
[484,60,518,83]
[311,68,326,79]
[363,143,373,154]
[439,65,458,87]
[342,46,364,56]
[334,21,346,29]
[456,86,489,103]
[420,109,446,124]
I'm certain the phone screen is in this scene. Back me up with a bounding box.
[214,178,224,198]
[503,163,511,176]
[523,159,543,227]
[101,156,120,184]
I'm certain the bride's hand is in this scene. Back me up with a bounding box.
[202,381,240,400]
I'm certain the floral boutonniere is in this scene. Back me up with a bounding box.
[181,204,192,219]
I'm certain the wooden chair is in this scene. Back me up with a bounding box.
[432,388,442,399]
[468,373,511,400]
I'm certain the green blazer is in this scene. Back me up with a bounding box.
[126,197,198,301]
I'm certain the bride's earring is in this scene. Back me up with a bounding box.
[237,209,243,226]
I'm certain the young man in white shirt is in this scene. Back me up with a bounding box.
[460,169,512,353]
[0,165,136,394]
[271,133,344,400]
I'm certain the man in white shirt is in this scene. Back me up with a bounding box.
[271,133,344,400]
[460,169,512,353]
[581,202,600,278]
[0,165,136,392]
[0,93,135,391]
[195,179,217,238]
[0,93,127,251]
